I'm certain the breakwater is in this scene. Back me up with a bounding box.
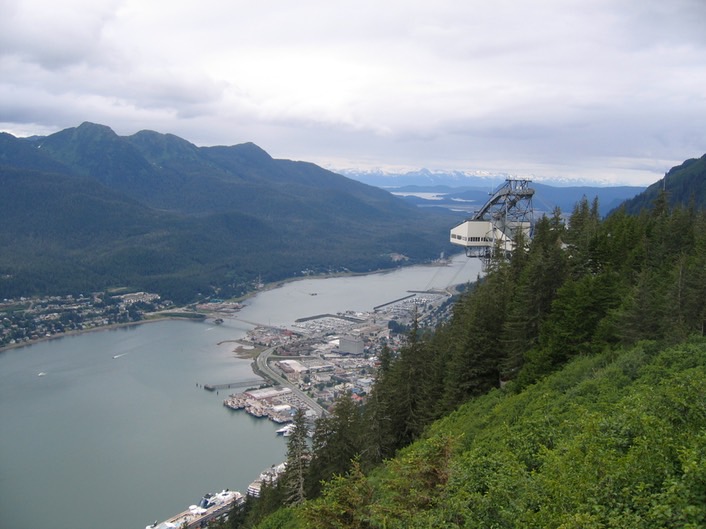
[373,293,416,310]
[294,313,366,323]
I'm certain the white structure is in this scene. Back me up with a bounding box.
[339,336,365,356]
[244,387,292,400]
[450,179,534,266]
[277,359,308,374]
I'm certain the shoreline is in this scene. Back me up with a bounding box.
[0,256,456,355]
[0,313,207,355]
[216,339,264,359]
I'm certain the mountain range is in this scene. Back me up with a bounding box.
[1,122,703,303]
[0,122,455,302]
[341,169,646,217]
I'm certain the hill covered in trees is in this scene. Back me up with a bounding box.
[232,189,706,528]
[0,123,457,302]
[294,337,706,529]
[620,153,706,214]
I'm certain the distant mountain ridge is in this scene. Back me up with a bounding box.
[341,159,706,216]
[340,168,646,217]
[339,167,636,188]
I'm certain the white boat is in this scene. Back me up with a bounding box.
[276,423,296,436]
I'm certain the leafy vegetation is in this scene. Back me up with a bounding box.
[235,190,706,528]
[292,337,706,529]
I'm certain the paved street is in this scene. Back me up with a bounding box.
[255,345,325,417]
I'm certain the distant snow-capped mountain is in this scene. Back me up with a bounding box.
[336,168,617,188]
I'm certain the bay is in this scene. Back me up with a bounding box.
[0,254,482,529]
[239,253,482,327]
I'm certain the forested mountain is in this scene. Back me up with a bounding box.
[0,123,457,302]
[234,185,706,528]
[620,153,706,214]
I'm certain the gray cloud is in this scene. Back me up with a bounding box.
[1,0,705,185]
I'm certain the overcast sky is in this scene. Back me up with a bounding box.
[2,0,705,185]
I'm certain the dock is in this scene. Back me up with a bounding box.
[203,379,264,391]
[295,313,366,323]
[373,293,416,311]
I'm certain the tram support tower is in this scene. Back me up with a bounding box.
[450,179,535,268]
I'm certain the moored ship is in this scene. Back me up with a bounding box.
[145,489,243,529]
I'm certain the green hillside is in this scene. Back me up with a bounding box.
[296,337,706,529]
[620,153,706,214]
[235,192,706,529]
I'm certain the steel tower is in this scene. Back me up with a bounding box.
[450,179,535,268]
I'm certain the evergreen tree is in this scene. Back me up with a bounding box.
[301,460,372,529]
[281,408,310,506]
[305,393,363,498]
[500,214,567,381]
[360,345,399,466]
[240,480,286,528]
[387,318,430,446]
[441,261,513,410]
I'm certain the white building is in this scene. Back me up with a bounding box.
[339,336,365,356]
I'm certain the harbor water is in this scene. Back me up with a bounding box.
[0,255,481,529]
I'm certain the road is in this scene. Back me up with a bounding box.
[255,345,325,417]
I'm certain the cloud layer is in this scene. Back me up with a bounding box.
[2,0,705,185]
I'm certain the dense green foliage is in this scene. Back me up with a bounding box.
[242,195,706,528]
[0,123,455,302]
[620,153,706,215]
[297,338,706,529]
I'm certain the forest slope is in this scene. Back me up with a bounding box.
[241,188,706,529]
[620,153,706,214]
[299,337,706,529]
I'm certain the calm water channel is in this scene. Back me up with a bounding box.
[0,254,482,529]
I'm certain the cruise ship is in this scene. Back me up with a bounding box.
[247,463,287,498]
[145,489,243,529]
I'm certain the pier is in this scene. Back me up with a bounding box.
[373,293,416,311]
[295,313,366,323]
[203,379,264,391]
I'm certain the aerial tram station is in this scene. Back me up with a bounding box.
[450,179,535,267]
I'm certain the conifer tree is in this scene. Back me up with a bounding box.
[441,261,512,410]
[501,215,566,381]
[305,393,363,498]
[360,344,399,466]
[282,408,310,506]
